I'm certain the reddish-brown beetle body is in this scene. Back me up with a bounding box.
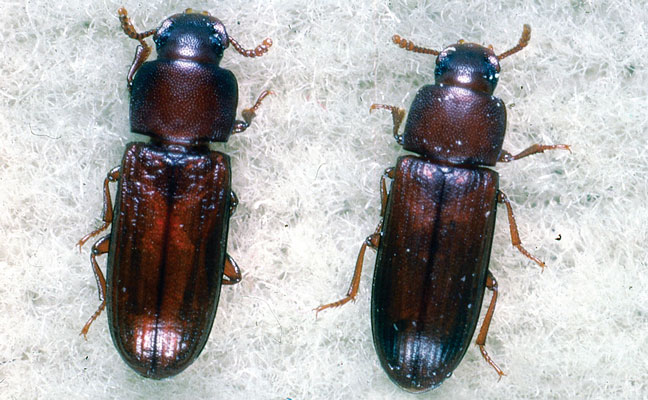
[79,8,271,379]
[316,27,568,392]
[372,156,499,390]
[107,144,232,378]
[372,44,507,390]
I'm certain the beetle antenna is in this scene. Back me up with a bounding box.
[497,24,531,60]
[228,36,273,57]
[118,8,156,48]
[392,35,440,56]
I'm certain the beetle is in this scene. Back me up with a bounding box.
[78,8,272,379]
[316,26,570,392]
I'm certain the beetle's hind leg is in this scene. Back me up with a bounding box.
[80,234,110,339]
[223,254,242,285]
[497,191,545,269]
[476,271,506,379]
[78,166,120,249]
[315,167,393,315]
[314,229,381,316]
[233,90,273,133]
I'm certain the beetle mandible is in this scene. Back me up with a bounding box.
[316,25,570,392]
[78,8,272,379]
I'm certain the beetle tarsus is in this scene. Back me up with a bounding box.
[370,104,406,144]
[315,230,381,317]
[81,301,106,340]
[475,272,506,378]
[81,234,110,338]
[498,191,546,269]
[234,90,273,133]
[315,172,385,316]
[478,344,506,379]
[78,167,120,248]
[498,143,571,163]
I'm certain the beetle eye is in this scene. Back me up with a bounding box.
[210,36,226,55]
[487,54,500,72]
[210,21,228,49]
[154,19,174,47]
[156,19,173,38]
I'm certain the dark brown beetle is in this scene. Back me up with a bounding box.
[316,26,569,392]
[78,8,272,379]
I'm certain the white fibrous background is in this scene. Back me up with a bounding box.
[1,0,646,399]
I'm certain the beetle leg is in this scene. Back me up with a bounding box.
[229,190,239,215]
[314,168,393,315]
[370,104,406,145]
[233,90,273,134]
[78,166,120,249]
[498,143,571,163]
[476,271,506,379]
[315,226,382,316]
[118,8,156,89]
[124,45,150,90]
[380,167,395,215]
[497,191,545,269]
[80,234,110,339]
[223,253,242,285]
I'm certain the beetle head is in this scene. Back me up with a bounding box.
[435,43,500,94]
[392,25,531,95]
[154,10,229,64]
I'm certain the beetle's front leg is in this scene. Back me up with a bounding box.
[498,191,545,269]
[476,271,506,379]
[498,143,571,163]
[78,166,120,248]
[233,90,273,134]
[118,8,156,89]
[80,234,110,339]
[370,104,406,145]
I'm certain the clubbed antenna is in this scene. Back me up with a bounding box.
[228,36,273,57]
[497,24,531,60]
[392,34,440,56]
